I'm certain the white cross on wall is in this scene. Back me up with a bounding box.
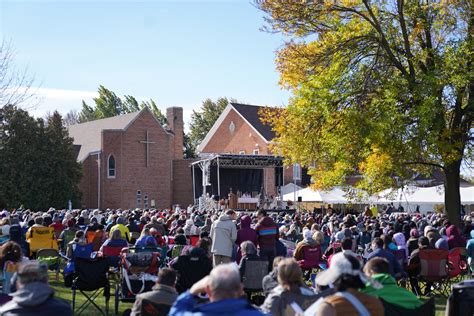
[139,131,155,168]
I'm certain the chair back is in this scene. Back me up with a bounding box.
[299,245,321,269]
[27,227,58,255]
[2,261,19,294]
[86,231,95,243]
[242,258,269,290]
[419,248,449,280]
[72,243,94,260]
[448,247,462,278]
[74,257,109,291]
[37,248,60,258]
[140,299,172,316]
[102,245,123,267]
[189,236,199,246]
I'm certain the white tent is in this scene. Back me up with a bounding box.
[319,187,351,204]
[461,186,474,204]
[283,187,323,202]
[280,183,303,196]
[374,185,474,213]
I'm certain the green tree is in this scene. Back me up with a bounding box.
[0,106,81,210]
[45,111,82,208]
[78,86,167,125]
[189,97,231,152]
[257,0,473,223]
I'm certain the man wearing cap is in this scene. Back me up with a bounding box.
[306,252,384,315]
[0,261,72,315]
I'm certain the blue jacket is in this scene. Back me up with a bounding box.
[169,291,266,316]
[367,248,403,277]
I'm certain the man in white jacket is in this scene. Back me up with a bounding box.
[210,210,237,266]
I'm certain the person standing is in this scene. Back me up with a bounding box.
[255,210,278,266]
[210,210,237,266]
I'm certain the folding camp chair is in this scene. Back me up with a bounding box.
[26,227,58,257]
[102,245,124,268]
[86,231,96,244]
[417,248,450,296]
[241,257,269,304]
[189,235,199,246]
[72,257,110,316]
[36,248,61,280]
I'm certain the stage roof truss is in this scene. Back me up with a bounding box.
[191,154,284,169]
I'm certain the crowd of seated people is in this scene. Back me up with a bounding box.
[0,205,471,315]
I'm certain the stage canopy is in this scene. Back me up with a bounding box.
[191,154,284,201]
[191,154,284,169]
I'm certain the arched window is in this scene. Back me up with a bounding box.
[108,154,116,178]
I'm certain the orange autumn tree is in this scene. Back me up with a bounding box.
[256,0,473,223]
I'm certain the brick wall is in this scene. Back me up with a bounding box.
[101,110,173,209]
[172,159,197,208]
[201,108,268,155]
[79,154,99,209]
[166,107,184,160]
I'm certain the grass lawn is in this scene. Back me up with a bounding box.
[50,275,134,316]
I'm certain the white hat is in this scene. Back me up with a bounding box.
[315,252,362,286]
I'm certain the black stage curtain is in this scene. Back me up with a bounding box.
[192,166,263,200]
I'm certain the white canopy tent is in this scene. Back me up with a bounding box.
[283,187,323,202]
[374,185,474,213]
[280,183,303,196]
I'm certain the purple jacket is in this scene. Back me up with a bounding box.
[236,215,258,246]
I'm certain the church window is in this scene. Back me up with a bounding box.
[229,121,236,134]
[107,155,116,178]
[144,195,148,208]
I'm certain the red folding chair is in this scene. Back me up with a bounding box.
[102,246,125,267]
[418,248,450,296]
[189,236,199,246]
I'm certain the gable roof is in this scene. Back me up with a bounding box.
[197,102,276,153]
[230,103,275,142]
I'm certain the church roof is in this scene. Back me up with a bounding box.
[197,102,276,153]
[68,111,142,162]
[231,103,276,142]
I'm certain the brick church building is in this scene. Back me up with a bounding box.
[68,107,193,209]
[197,102,311,196]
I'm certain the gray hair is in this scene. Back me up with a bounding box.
[17,261,49,285]
[208,263,241,300]
[240,241,257,256]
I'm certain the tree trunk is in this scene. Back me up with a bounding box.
[444,161,462,225]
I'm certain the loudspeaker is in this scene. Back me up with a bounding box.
[298,197,302,202]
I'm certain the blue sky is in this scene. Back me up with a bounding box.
[0,0,290,123]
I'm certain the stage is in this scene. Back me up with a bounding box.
[190,154,285,208]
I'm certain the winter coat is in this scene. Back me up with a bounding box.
[169,291,265,316]
[210,215,237,257]
[361,273,423,309]
[255,216,278,249]
[171,248,213,294]
[261,285,322,316]
[236,216,258,263]
[446,225,466,249]
[0,282,72,316]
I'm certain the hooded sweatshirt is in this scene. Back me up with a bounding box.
[255,216,278,249]
[362,273,423,309]
[0,282,72,316]
[446,225,466,249]
[393,232,408,260]
[236,215,258,246]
